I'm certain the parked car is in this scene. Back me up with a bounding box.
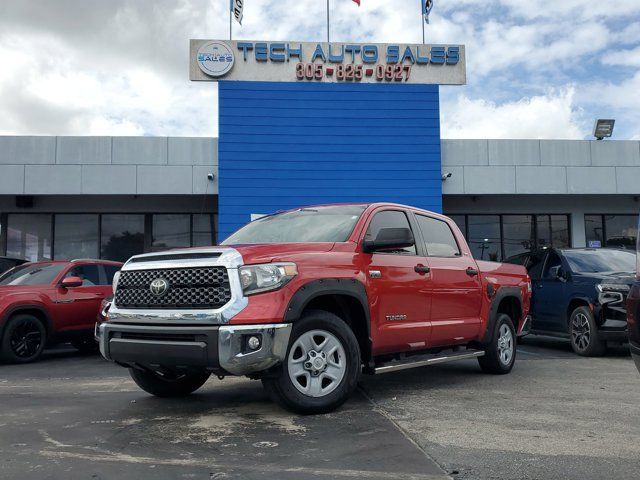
[0,259,122,363]
[98,203,531,414]
[0,257,27,275]
[505,247,635,356]
[627,224,640,374]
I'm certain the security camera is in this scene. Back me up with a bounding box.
[441,172,452,181]
[207,173,215,181]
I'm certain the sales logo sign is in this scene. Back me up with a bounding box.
[190,40,466,85]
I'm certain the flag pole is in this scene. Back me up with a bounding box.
[229,1,232,40]
[326,0,330,43]
[421,1,425,44]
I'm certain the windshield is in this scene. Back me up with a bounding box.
[563,249,636,274]
[0,263,66,286]
[222,205,367,245]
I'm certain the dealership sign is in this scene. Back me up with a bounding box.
[190,40,466,85]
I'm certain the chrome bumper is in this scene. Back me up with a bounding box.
[97,322,292,376]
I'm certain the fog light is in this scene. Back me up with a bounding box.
[247,336,261,351]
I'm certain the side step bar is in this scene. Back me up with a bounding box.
[373,349,485,374]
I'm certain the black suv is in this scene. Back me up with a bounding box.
[505,248,635,356]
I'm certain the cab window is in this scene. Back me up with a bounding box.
[65,265,101,286]
[526,251,546,280]
[415,215,461,257]
[365,210,416,255]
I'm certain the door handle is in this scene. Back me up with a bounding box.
[466,267,479,276]
[414,265,431,274]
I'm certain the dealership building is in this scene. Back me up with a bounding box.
[0,135,638,264]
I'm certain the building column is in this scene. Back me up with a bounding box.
[571,212,586,248]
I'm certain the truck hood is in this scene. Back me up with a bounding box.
[228,243,336,264]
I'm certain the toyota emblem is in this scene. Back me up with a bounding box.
[150,278,169,297]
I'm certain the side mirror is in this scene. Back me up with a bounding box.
[61,276,83,288]
[363,227,415,253]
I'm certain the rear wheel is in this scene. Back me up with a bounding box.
[478,313,516,374]
[1,314,47,364]
[129,368,211,397]
[262,310,361,414]
[569,306,606,357]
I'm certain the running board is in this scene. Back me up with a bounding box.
[373,349,485,374]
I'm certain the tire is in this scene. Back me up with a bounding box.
[569,306,606,357]
[71,336,99,354]
[262,310,361,414]
[478,313,516,374]
[129,368,211,397]
[0,314,47,364]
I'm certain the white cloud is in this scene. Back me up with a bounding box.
[441,87,585,139]
[603,45,640,67]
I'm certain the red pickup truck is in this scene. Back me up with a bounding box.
[98,203,531,413]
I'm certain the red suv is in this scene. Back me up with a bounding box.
[0,259,122,363]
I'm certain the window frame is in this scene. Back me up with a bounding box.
[413,213,462,258]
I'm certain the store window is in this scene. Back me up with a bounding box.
[536,215,570,248]
[6,214,52,262]
[192,214,216,247]
[152,214,191,250]
[502,215,534,259]
[54,214,99,260]
[101,215,145,262]
[585,214,637,249]
[468,215,501,261]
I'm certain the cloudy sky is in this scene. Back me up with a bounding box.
[0,0,639,139]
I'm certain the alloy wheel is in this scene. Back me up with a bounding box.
[287,329,346,397]
[10,319,43,359]
[571,313,591,352]
[497,323,514,366]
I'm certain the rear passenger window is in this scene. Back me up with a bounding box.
[416,215,461,257]
[365,210,416,255]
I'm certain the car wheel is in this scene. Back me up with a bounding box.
[0,314,47,364]
[478,313,516,374]
[129,368,211,397]
[71,336,99,354]
[569,306,606,357]
[262,310,361,414]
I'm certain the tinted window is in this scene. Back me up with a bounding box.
[563,249,635,274]
[468,215,501,261]
[0,263,66,286]
[6,214,52,262]
[223,205,366,244]
[101,215,145,262]
[604,215,637,249]
[365,210,416,255]
[152,214,190,250]
[103,265,121,284]
[585,215,604,248]
[537,215,570,248]
[54,214,99,260]
[65,265,101,286]
[193,214,215,247]
[543,252,562,279]
[416,215,460,257]
[527,251,547,280]
[503,215,534,259]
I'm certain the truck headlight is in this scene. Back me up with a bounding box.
[596,283,630,293]
[112,270,121,294]
[239,263,298,296]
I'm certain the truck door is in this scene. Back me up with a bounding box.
[362,209,432,355]
[413,213,483,346]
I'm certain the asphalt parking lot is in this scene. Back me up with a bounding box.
[1,337,639,480]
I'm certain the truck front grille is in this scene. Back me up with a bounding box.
[115,267,232,309]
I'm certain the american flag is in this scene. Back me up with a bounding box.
[422,0,433,24]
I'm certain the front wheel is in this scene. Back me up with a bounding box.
[569,306,606,356]
[129,368,211,397]
[478,313,516,374]
[262,310,361,414]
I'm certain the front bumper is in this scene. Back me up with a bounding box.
[97,321,292,376]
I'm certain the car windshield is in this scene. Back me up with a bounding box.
[0,263,66,286]
[222,205,367,244]
[563,249,636,274]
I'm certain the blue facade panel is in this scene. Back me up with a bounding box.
[218,81,442,240]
